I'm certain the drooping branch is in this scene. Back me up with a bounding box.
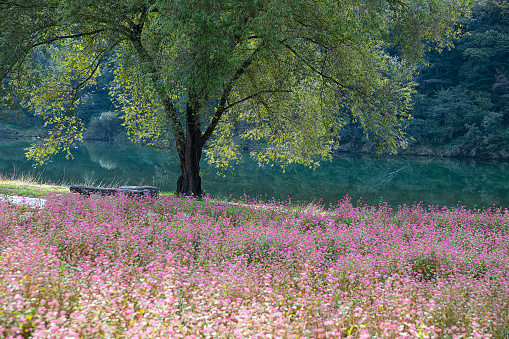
[281,41,376,104]
[222,89,293,112]
[32,29,106,48]
[66,40,121,113]
[127,19,185,144]
[1,29,111,85]
[31,40,123,156]
[200,47,262,146]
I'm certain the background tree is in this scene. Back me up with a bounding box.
[0,0,472,195]
[407,0,509,157]
[338,0,509,157]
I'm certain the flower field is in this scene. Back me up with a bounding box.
[0,193,508,338]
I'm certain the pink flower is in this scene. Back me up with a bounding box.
[359,330,370,339]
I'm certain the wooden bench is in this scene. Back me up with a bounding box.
[69,185,159,197]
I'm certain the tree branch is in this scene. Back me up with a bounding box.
[127,19,185,144]
[282,41,375,102]
[222,89,292,112]
[67,40,121,113]
[32,29,106,48]
[201,47,262,146]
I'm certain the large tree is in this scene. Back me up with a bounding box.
[0,0,472,195]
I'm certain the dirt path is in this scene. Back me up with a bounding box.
[0,194,46,209]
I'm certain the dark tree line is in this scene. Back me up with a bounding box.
[339,1,509,158]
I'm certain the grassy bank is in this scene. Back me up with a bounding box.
[0,174,175,198]
[0,174,68,197]
[1,190,508,338]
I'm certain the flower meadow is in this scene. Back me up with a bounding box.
[0,193,508,339]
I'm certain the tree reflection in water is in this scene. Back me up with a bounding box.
[0,141,508,209]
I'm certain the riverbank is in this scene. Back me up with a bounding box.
[335,141,509,159]
[0,174,69,197]
[0,177,66,208]
[0,176,323,217]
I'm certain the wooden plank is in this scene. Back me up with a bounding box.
[69,185,159,197]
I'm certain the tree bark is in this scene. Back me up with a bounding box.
[127,14,256,197]
[176,94,204,196]
[127,19,200,196]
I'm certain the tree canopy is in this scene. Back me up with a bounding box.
[0,0,473,195]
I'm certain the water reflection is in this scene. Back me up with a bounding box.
[1,140,508,209]
[0,141,173,189]
[207,153,509,208]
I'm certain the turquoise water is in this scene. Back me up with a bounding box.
[1,140,509,209]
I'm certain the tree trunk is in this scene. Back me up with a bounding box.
[129,25,205,197]
[176,95,203,196]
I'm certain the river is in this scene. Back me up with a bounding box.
[1,140,508,209]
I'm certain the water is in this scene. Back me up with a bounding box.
[1,140,509,209]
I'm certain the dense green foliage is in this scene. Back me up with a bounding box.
[0,0,473,194]
[341,1,509,157]
[0,2,470,149]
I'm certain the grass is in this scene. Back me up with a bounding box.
[0,173,68,197]
[0,177,508,338]
[0,173,176,198]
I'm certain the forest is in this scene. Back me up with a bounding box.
[338,1,509,158]
[1,0,508,159]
